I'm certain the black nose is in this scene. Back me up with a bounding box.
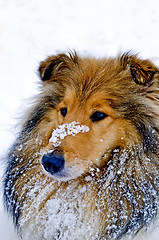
[42,153,65,174]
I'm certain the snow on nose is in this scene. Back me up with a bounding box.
[49,121,89,147]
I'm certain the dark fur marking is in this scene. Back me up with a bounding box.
[22,106,47,134]
[116,99,158,154]
[3,148,27,225]
[22,95,60,135]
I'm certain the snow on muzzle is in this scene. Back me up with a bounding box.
[41,121,89,175]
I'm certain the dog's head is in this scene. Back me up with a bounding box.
[36,52,159,181]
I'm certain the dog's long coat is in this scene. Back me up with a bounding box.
[4,52,159,240]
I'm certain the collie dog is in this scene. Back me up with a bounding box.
[4,52,159,240]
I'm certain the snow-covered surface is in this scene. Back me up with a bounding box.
[0,0,159,239]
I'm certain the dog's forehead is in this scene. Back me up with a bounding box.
[65,58,131,103]
[62,88,115,114]
[63,87,106,104]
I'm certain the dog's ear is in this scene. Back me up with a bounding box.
[39,52,78,81]
[121,53,158,87]
[39,54,67,81]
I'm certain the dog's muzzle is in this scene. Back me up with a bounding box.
[42,152,65,175]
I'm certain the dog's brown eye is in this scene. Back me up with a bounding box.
[91,111,108,122]
[60,108,67,117]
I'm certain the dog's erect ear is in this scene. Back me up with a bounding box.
[39,52,78,81]
[121,53,158,86]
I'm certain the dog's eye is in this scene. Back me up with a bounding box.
[60,108,67,117]
[91,111,108,122]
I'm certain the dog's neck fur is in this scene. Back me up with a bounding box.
[14,145,158,240]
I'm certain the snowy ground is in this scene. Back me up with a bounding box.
[0,0,159,239]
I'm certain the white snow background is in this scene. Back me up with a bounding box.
[0,0,159,239]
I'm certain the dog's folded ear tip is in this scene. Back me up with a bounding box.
[130,65,156,86]
[38,56,61,82]
[38,52,78,82]
[120,53,159,87]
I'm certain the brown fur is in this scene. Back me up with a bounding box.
[4,52,159,240]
